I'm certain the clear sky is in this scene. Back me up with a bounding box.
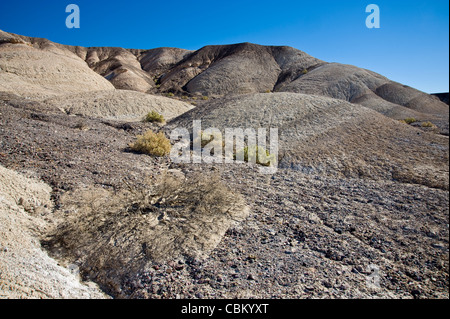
[0,0,448,93]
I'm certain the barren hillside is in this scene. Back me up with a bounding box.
[0,30,114,98]
[2,29,447,132]
[167,93,449,189]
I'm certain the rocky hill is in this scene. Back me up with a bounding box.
[2,30,448,128]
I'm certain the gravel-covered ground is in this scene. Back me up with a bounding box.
[0,95,448,299]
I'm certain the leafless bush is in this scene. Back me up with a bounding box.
[42,171,248,295]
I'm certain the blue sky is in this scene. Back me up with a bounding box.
[0,0,448,93]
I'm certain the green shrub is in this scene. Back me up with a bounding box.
[302,69,308,75]
[129,130,171,156]
[167,93,175,97]
[235,145,276,167]
[404,117,417,124]
[421,121,436,128]
[143,111,165,123]
[202,96,209,100]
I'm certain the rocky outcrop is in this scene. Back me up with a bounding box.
[0,165,106,299]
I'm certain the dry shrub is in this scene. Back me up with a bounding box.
[42,172,248,295]
[129,130,171,156]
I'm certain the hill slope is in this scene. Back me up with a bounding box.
[167,92,449,189]
[0,30,114,98]
[43,89,194,122]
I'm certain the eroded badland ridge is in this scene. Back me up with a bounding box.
[0,30,448,299]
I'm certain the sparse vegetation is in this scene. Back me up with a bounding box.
[129,130,171,156]
[143,110,165,123]
[235,145,276,167]
[302,69,308,75]
[193,130,222,149]
[2,30,450,300]
[421,121,436,128]
[43,172,247,295]
[404,117,417,124]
